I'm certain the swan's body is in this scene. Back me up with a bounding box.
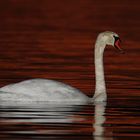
[0,31,123,103]
[0,79,90,103]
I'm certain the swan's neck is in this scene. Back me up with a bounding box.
[93,40,107,101]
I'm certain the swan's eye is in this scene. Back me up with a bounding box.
[114,36,121,43]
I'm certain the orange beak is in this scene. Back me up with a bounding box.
[114,37,124,54]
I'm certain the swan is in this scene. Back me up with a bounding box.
[0,31,123,104]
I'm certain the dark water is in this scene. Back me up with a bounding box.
[0,0,140,139]
[0,97,139,140]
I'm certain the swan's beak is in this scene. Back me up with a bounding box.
[114,38,124,54]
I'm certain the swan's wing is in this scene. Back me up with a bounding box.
[0,79,90,102]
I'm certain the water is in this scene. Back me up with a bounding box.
[0,0,139,139]
[0,97,139,140]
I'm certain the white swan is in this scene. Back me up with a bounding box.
[0,31,123,104]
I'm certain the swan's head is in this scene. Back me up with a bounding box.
[97,31,124,53]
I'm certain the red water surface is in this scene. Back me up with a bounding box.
[0,0,139,139]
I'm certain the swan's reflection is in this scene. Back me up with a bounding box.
[93,102,106,136]
[93,102,113,140]
[0,102,85,123]
[0,101,113,140]
[0,102,87,136]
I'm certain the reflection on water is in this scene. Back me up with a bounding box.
[93,102,106,138]
[0,98,139,140]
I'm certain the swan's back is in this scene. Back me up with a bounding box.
[0,79,90,103]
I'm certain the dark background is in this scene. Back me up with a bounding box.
[0,0,139,98]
